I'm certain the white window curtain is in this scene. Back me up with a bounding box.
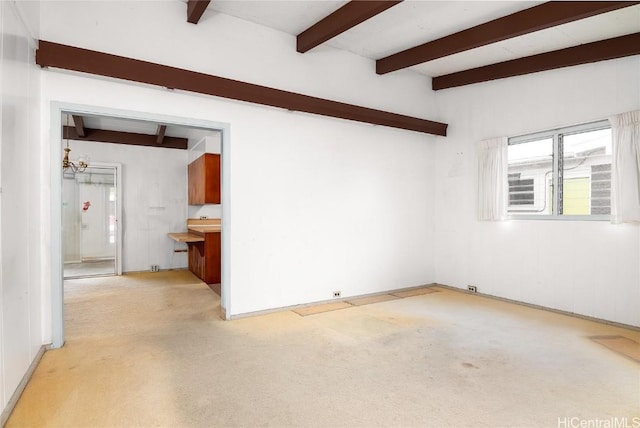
[477,137,508,221]
[610,110,640,224]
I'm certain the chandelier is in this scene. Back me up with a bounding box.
[62,115,88,175]
[62,141,88,173]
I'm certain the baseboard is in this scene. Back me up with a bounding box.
[436,283,640,332]
[228,283,438,320]
[227,281,639,332]
[1,344,47,426]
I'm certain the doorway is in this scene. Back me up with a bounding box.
[50,103,231,349]
[62,164,121,278]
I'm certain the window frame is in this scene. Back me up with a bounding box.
[507,119,611,221]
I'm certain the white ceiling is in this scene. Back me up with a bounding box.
[207,0,640,77]
[62,2,640,137]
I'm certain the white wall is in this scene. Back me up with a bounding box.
[68,140,190,272]
[434,57,640,327]
[3,1,636,420]
[39,1,440,320]
[0,0,42,416]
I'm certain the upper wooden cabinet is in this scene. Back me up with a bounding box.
[188,153,220,205]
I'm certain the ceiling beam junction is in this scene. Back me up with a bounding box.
[156,125,167,144]
[377,1,640,75]
[432,32,640,90]
[72,115,86,137]
[37,40,447,136]
[187,0,211,24]
[297,1,402,53]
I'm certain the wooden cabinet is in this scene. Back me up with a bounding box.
[187,231,221,294]
[188,153,220,205]
[188,241,206,281]
[169,220,221,294]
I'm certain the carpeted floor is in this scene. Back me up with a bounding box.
[7,270,640,427]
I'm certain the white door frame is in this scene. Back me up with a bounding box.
[50,102,231,348]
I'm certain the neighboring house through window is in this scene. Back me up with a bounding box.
[507,120,611,219]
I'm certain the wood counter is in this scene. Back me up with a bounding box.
[187,224,221,234]
[167,232,204,243]
[168,219,221,294]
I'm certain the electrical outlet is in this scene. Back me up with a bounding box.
[333,290,341,298]
[467,285,477,293]
[151,265,160,272]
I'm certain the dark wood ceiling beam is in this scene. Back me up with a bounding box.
[432,32,640,90]
[36,41,447,136]
[71,115,85,137]
[156,125,167,144]
[187,0,211,24]
[377,1,640,75]
[297,1,402,53]
[63,126,188,150]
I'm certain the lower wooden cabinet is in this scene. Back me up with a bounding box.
[188,241,206,281]
[187,231,221,291]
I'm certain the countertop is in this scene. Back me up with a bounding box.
[168,218,221,242]
[167,232,204,243]
[187,224,221,234]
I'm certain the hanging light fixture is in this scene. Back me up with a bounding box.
[62,115,88,175]
[62,141,88,173]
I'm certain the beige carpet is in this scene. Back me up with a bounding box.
[391,287,441,298]
[590,335,640,363]
[7,271,640,427]
[347,293,400,306]
[294,290,425,316]
[293,301,353,316]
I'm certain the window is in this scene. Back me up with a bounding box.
[507,120,611,218]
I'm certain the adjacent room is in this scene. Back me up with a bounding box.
[1,0,639,426]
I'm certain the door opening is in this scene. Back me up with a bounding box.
[51,103,231,349]
[62,164,121,278]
